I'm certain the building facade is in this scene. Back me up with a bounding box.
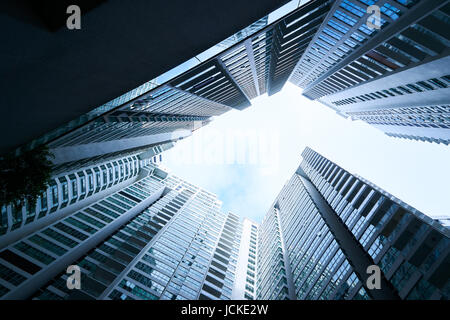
[3,1,341,239]
[257,147,450,300]
[1,1,449,300]
[232,218,259,300]
[15,0,336,163]
[0,143,174,246]
[1,148,448,300]
[289,0,450,144]
[0,164,246,300]
[434,216,450,228]
[14,0,449,162]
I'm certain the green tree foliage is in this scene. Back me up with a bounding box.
[0,145,54,210]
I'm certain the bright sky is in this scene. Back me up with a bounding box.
[162,82,450,223]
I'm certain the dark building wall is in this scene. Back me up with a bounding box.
[0,0,288,153]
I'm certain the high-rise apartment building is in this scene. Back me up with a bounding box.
[14,0,335,165]
[257,147,449,300]
[1,0,448,301]
[232,218,259,300]
[1,148,448,300]
[0,164,245,300]
[9,0,448,162]
[257,206,296,300]
[19,0,446,168]
[0,143,174,245]
[289,0,450,144]
[3,2,342,252]
[1,0,291,156]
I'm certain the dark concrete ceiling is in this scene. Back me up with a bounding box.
[0,0,288,154]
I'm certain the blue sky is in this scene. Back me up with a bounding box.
[162,82,450,223]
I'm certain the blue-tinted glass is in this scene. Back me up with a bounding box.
[334,10,358,27]
[351,32,365,42]
[394,0,418,8]
[340,0,365,17]
[323,27,342,41]
[358,0,378,5]
[328,19,349,34]
[381,3,400,20]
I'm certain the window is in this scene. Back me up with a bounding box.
[61,182,68,202]
[50,184,58,207]
[340,0,365,18]
[14,242,55,265]
[87,173,93,192]
[380,3,400,20]
[417,81,434,91]
[54,222,88,241]
[0,264,27,286]
[96,171,101,188]
[71,179,78,199]
[28,235,67,256]
[393,0,418,9]
[114,166,119,181]
[328,19,349,34]
[65,217,97,234]
[334,10,358,27]
[428,78,447,88]
[74,212,105,229]
[80,176,86,194]
[40,192,48,211]
[42,228,78,248]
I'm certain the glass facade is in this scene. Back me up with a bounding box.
[0,143,174,240]
[232,218,259,300]
[1,149,448,300]
[1,1,448,301]
[16,0,333,161]
[257,147,449,300]
[289,0,450,145]
[0,164,247,300]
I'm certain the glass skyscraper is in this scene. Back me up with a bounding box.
[232,218,259,300]
[290,0,450,144]
[1,0,448,301]
[0,163,245,300]
[14,0,333,162]
[22,0,447,168]
[1,148,449,300]
[1,0,335,258]
[0,143,174,245]
[257,147,449,300]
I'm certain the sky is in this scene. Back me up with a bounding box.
[162,82,450,223]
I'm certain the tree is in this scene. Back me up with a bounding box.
[0,145,54,210]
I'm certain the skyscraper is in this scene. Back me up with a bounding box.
[1,148,448,300]
[0,164,244,300]
[0,143,174,245]
[257,147,449,300]
[232,218,259,300]
[13,0,335,164]
[1,0,448,301]
[0,0,289,156]
[2,1,325,258]
[2,2,344,244]
[289,0,450,144]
